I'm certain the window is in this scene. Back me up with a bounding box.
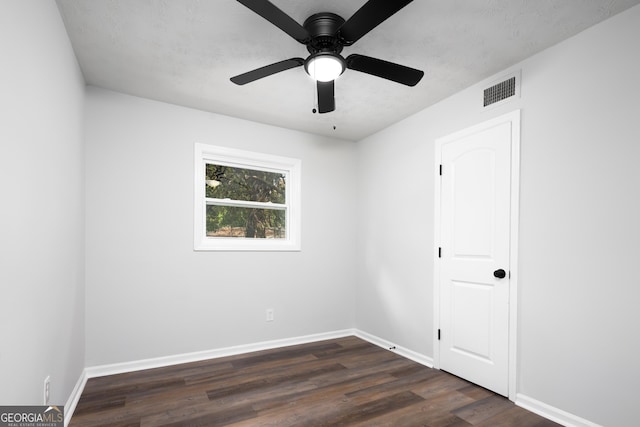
[194,143,301,251]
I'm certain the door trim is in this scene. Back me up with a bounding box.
[433,110,520,401]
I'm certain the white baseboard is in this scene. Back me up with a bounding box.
[64,369,88,427]
[82,328,434,380]
[354,329,434,368]
[85,329,356,378]
[516,394,603,427]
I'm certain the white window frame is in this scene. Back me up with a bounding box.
[194,143,301,251]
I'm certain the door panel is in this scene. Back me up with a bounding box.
[451,280,493,361]
[439,119,512,396]
[452,148,495,258]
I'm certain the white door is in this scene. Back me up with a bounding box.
[437,112,518,397]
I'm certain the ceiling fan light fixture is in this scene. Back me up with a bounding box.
[305,52,345,82]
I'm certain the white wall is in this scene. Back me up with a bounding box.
[84,88,358,366]
[356,5,640,426]
[0,1,85,406]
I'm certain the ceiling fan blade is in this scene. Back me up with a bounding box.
[346,54,424,87]
[338,0,413,45]
[317,80,335,114]
[230,58,304,85]
[236,0,310,43]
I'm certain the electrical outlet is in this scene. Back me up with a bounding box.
[266,308,274,322]
[43,376,50,405]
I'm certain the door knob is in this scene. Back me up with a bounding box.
[493,269,506,279]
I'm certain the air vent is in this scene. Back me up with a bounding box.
[484,76,516,107]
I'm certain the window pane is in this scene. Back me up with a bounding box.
[205,164,285,203]
[206,205,286,239]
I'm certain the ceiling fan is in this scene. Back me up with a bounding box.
[230,0,424,114]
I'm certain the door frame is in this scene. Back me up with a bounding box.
[433,110,521,402]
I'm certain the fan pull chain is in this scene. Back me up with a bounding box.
[312,78,318,114]
[312,58,319,113]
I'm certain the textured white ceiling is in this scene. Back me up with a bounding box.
[56,0,640,141]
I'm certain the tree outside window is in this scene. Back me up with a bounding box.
[205,164,286,239]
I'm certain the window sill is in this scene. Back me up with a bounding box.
[194,237,301,252]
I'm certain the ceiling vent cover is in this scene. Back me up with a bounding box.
[484,76,516,107]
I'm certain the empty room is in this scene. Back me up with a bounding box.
[1,1,639,426]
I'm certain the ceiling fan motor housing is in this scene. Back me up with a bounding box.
[303,12,345,55]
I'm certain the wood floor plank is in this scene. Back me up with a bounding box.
[206,362,345,400]
[407,390,476,426]
[229,342,341,369]
[411,371,474,399]
[250,372,394,414]
[69,337,561,427]
[345,369,439,406]
[475,405,563,427]
[456,384,495,401]
[71,394,127,418]
[183,354,317,388]
[314,391,426,426]
[452,394,515,424]
[347,399,471,427]
[307,357,412,390]
[140,399,257,427]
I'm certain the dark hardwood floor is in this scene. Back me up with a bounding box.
[70,336,559,426]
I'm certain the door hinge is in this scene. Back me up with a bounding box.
[438,329,441,340]
[439,164,442,175]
